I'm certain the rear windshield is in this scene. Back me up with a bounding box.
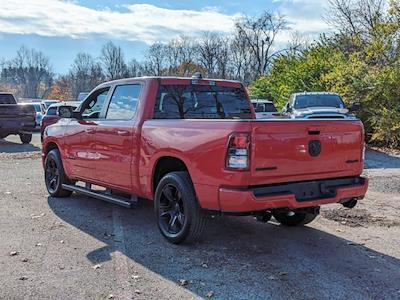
[153,85,252,119]
[46,107,57,116]
[0,94,16,104]
[294,94,345,109]
[253,102,277,113]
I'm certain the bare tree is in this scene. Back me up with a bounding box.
[229,34,255,84]
[196,32,221,77]
[100,41,128,80]
[234,11,288,79]
[69,52,104,98]
[165,36,197,76]
[1,46,53,98]
[326,0,386,37]
[127,59,144,77]
[144,43,168,76]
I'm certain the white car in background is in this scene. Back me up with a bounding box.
[251,99,279,119]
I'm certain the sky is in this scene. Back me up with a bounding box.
[0,0,331,74]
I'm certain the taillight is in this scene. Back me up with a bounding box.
[226,133,250,170]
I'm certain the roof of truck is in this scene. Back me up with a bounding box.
[292,92,340,96]
[96,76,243,89]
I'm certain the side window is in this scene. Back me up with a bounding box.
[81,88,110,119]
[106,85,141,120]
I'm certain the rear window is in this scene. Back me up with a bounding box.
[0,94,16,104]
[153,85,252,119]
[46,107,57,116]
[294,94,345,109]
[253,102,277,113]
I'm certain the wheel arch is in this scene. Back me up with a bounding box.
[152,156,190,196]
[43,141,60,156]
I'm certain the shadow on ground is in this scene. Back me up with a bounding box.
[0,138,40,153]
[365,149,400,169]
[48,195,400,299]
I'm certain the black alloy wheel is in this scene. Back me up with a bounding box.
[45,157,60,194]
[44,149,73,197]
[155,171,206,244]
[159,183,186,235]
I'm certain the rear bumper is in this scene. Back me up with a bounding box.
[0,127,34,135]
[0,121,35,134]
[219,176,368,213]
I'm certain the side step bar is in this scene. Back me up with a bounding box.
[62,184,136,208]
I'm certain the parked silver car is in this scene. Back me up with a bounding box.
[282,92,359,119]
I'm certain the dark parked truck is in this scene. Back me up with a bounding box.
[42,75,368,244]
[0,93,36,144]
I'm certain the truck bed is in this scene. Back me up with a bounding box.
[140,118,364,210]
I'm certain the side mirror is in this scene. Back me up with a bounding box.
[72,110,82,119]
[349,102,361,112]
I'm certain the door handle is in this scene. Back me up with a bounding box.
[117,130,130,136]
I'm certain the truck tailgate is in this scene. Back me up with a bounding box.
[250,120,364,183]
[0,105,36,129]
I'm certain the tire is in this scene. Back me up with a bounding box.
[44,149,73,197]
[273,209,318,226]
[154,171,206,244]
[20,133,32,144]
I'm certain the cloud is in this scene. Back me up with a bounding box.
[0,0,333,47]
[275,0,331,36]
[0,1,241,44]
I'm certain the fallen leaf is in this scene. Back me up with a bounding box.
[134,289,141,294]
[278,272,288,276]
[201,263,208,268]
[31,213,45,219]
[19,276,28,281]
[206,291,214,298]
[93,264,102,270]
[35,243,42,247]
[60,240,64,244]
[347,242,365,246]
[10,251,19,256]
[336,228,343,232]
[132,275,141,280]
[21,258,28,262]
[178,279,189,286]
[107,294,114,299]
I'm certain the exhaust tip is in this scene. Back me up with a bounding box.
[342,198,358,209]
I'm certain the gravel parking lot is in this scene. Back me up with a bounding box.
[1,134,399,300]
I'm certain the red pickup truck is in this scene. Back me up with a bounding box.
[42,75,368,244]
